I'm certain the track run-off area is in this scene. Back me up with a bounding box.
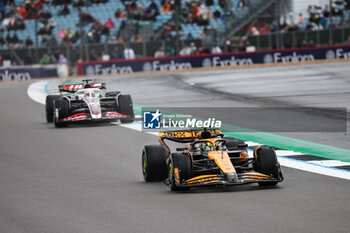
[1,61,350,233]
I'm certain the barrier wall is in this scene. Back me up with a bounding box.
[0,65,69,81]
[77,45,350,75]
[0,65,57,81]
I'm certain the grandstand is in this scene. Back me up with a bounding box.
[0,0,259,48]
[0,0,349,64]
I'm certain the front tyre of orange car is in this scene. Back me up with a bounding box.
[142,145,168,182]
[168,153,191,192]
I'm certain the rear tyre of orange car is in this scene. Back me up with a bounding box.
[118,95,135,124]
[45,95,60,123]
[54,98,69,128]
[254,146,279,186]
[168,153,191,192]
[142,145,168,182]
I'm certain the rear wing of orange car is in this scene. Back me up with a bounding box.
[158,129,223,153]
[158,128,222,142]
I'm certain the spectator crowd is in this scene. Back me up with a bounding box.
[0,0,349,65]
[0,0,250,49]
[247,0,350,37]
[0,0,115,48]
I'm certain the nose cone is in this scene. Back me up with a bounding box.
[225,173,238,183]
[208,151,236,174]
[89,103,102,119]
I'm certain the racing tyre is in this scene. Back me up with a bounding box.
[45,95,60,123]
[254,146,279,186]
[54,98,69,128]
[142,145,168,182]
[118,95,135,123]
[168,153,192,191]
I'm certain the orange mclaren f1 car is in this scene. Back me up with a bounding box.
[142,129,283,191]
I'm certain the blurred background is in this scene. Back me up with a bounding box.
[0,0,349,73]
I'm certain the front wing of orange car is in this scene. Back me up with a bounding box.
[171,171,283,188]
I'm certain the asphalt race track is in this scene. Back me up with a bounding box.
[1,62,350,233]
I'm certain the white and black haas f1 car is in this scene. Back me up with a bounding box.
[45,79,134,127]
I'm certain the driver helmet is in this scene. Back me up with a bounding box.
[84,91,95,98]
[201,141,213,152]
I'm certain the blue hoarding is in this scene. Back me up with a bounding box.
[78,46,350,75]
[0,66,58,81]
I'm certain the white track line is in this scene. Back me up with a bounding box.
[27,80,47,105]
[274,150,306,156]
[307,160,350,167]
[278,157,350,180]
